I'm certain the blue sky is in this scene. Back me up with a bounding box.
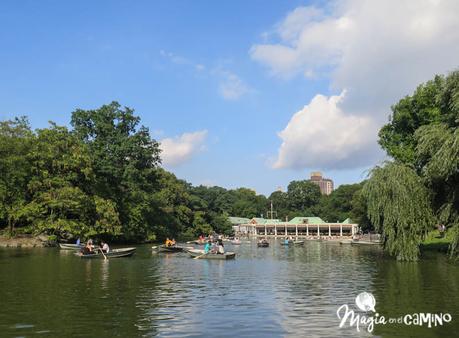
[1,0,458,195]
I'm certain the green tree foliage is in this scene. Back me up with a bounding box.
[315,183,362,223]
[268,190,290,220]
[0,120,123,239]
[286,180,321,214]
[0,117,34,233]
[378,75,444,164]
[415,123,459,257]
[0,102,377,243]
[71,102,161,240]
[349,187,372,232]
[375,70,459,259]
[363,163,434,261]
[231,188,267,218]
[150,169,193,240]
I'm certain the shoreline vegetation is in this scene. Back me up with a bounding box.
[1,71,459,261]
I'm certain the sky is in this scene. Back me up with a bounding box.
[1,0,459,195]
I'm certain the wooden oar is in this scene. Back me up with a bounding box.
[193,252,208,259]
[99,248,108,260]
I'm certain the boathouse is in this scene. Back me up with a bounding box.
[230,216,358,238]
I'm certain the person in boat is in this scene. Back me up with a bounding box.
[284,237,289,245]
[165,238,173,247]
[76,237,81,245]
[217,238,225,254]
[81,240,94,255]
[204,240,212,254]
[171,238,176,246]
[99,241,110,253]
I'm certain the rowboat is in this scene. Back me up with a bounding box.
[351,240,382,246]
[158,245,184,253]
[188,249,236,260]
[231,239,241,245]
[76,247,136,258]
[59,243,84,250]
[280,240,304,246]
[339,239,353,245]
[186,240,206,245]
[257,241,269,247]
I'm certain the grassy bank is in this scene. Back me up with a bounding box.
[420,229,452,253]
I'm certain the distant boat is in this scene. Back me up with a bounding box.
[158,245,185,253]
[59,243,84,250]
[76,247,136,258]
[351,239,382,246]
[231,239,241,245]
[280,240,304,246]
[339,239,353,245]
[257,240,269,247]
[188,249,236,260]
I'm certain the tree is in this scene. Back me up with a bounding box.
[378,75,444,165]
[268,190,289,220]
[350,187,372,232]
[415,123,459,257]
[363,162,433,261]
[231,188,267,218]
[377,70,459,259]
[23,124,120,238]
[286,180,321,214]
[315,184,362,222]
[71,102,161,240]
[0,117,34,233]
[149,169,193,240]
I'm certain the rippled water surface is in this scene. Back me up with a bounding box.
[0,240,458,337]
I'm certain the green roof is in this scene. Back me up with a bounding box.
[250,218,283,224]
[341,218,352,224]
[228,217,250,225]
[288,217,325,225]
[251,218,267,224]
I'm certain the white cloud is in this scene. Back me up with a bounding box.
[218,71,250,100]
[160,50,250,100]
[251,0,459,169]
[274,91,379,169]
[160,50,193,66]
[160,130,208,167]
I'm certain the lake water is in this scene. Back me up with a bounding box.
[0,240,458,337]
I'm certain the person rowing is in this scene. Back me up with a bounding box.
[217,238,225,254]
[99,241,110,253]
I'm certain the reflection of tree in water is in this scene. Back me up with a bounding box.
[372,256,459,337]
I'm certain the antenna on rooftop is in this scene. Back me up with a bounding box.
[267,200,277,220]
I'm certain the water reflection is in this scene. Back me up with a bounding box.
[0,242,458,337]
[372,254,459,337]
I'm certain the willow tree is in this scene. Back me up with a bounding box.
[362,162,433,261]
[415,123,459,258]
